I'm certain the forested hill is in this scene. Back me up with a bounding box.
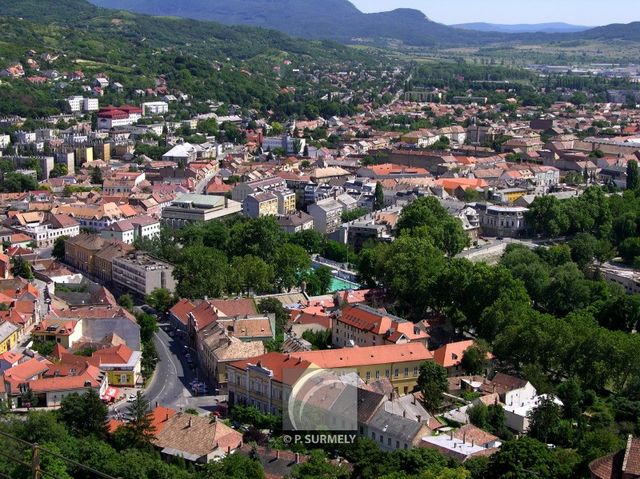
[0,0,392,118]
[0,0,373,63]
[88,0,640,47]
[87,0,510,47]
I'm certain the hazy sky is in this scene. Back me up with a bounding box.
[350,0,636,26]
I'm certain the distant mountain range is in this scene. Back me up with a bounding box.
[451,22,590,34]
[75,0,640,46]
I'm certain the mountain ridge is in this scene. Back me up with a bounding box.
[86,0,640,46]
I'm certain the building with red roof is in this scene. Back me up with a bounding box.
[332,304,429,349]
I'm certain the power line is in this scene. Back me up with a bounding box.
[0,431,119,479]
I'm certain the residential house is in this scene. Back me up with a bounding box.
[100,216,160,244]
[332,304,429,348]
[589,435,640,479]
[243,192,279,218]
[433,340,491,377]
[197,325,265,390]
[0,321,19,354]
[277,212,314,234]
[153,413,243,463]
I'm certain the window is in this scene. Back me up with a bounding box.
[385,369,390,378]
[365,372,371,381]
[396,441,400,449]
[375,371,380,379]
[371,432,375,440]
[394,368,399,378]
[413,367,418,377]
[387,437,391,446]
[119,374,128,384]
[404,367,409,378]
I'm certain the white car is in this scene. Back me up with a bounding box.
[127,393,137,401]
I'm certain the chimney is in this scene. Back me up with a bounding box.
[472,440,475,447]
[412,395,416,405]
[389,392,393,401]
[165,413,169,422]
[276,450,280,460]
[188,417,192,428]
[463,432,467,444]
[295,453,300,464]
[449,430,453,440]
[402,410,406,418]
[416,415,422,423]
[155,401,158,408]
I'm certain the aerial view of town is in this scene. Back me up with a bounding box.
[0,0,640,477]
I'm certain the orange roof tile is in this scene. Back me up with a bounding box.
[292,342,433,369]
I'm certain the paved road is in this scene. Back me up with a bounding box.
[144,326,225,413]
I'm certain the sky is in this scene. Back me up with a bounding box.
[349,0,637,26]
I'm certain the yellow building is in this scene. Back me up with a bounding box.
[227,343,435,416]
[92,344,142,387]
[227,352,314,416]
[275,190,297,215]
[292,343,434,396]
[0,321,19,354]
[75,146,94,166]
[243,192,279,218]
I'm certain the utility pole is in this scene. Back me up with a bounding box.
[31,444,41,479]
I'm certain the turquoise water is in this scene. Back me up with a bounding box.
[329,276,360,292]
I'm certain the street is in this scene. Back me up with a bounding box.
[142,324,226,414]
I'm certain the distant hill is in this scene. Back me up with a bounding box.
[452,22,590,34]
[87,0,510,47]
[87,0,640,47]
[577,22,640,42]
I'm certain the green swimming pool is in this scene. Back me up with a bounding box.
[329,276,360,292]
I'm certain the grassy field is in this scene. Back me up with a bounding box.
[397,39,640,66]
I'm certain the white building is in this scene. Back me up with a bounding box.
[101,216,161,245]
[476,204,528,237]
[83,98,99,112]
[142,101,169,116]
[12,214,80,248]
[0,135,10,149]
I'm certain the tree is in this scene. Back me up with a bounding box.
[59,390,108,439]
[52,236,69,261]
[258,297,289,335]
[118,293,134,311]
[461,341,490,375]
[525,196,569,238]
[145,288,174,315]
[273,243,311,291]
[226,255,274,295]
[396,197,469,256]
[90,166,103,184]
[123,392,155,447]
[305,266,333,296]
[619,237,640,265]
[488,437,561,479]
[374,182,385,211]
[11,256,33,279]
[416,361,448,412]
[49,163,68,178]
[136,312,158,343]
[627,160,639,190]
[174,245,229,298]
[527,396,563,444]
[292,450,350,479]
[205,453,266,479]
